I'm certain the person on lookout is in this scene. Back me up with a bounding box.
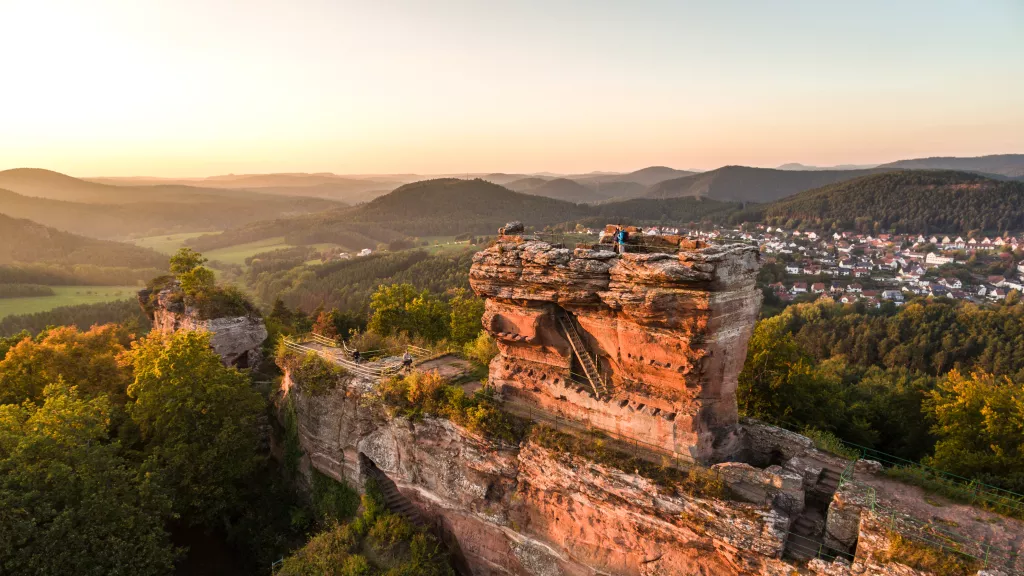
[402,351,413,371]
[352,349,361,363]
[616,228,629,254]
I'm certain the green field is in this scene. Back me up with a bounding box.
[131,232,210,254]
[0,286,140,321]
[203,237,294,265]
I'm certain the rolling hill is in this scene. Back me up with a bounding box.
[761,170,1024,233]
[0,170,341,239]
[186,178,757,251]
[575,166,696,187]
[503,177,550,192]
[519,178,598,203]
[878,154,1024,178]
[646,165,885,202]
[0,213,167,285]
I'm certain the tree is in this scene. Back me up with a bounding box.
[448,289,485,345]
[0,325,133,406]
[925,370,1024,490]
[0,382,176,576]
[169,247,207,276]
[737,314,844,430]
[126,330,265,525]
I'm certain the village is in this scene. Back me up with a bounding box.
[632,224,1024,307]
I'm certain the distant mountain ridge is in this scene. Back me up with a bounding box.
[646,165,890,202]
[878,154,1024,178]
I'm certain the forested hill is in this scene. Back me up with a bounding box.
[646,165,885,202]
[0,214,166,268]
[762,170,1024,233]
[0,213,166,285]
[350,178,590,233]
[878,154,1024,178]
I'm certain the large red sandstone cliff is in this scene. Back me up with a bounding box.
[469,237,761,462]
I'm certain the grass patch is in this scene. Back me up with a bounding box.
[881,533,981,576]
[204,237,292,266]
[0,285,138,321]
[131,232,210,254]
[529,425,728,499]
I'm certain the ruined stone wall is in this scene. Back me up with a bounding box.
[469,237,761,462]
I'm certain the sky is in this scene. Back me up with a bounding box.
[1,0,1022,177]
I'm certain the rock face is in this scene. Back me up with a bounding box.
[469,236,761,462]
[283,372,798,576]
[140,283,267,368]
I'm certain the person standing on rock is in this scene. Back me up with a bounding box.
[616,228,629,254]
[402,351,413,372]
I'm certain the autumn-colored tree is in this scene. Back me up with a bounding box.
[0,324,133,405]
[0,382,176,576]
[126,330,265,525]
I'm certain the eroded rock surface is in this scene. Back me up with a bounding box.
[283,371,797,576]
[140,283,267,368]
[470,237,761,462]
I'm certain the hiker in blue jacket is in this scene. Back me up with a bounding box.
[616,228,629,253]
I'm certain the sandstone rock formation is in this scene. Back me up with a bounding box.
[281,366,1017,576]
[469,235,761,463]
[282,371,798,576]
[139,281,267,368]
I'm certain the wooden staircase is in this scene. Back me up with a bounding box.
[557,313,609,399]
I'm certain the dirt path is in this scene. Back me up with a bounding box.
[855,472,1024,571]
[416,354,474,380]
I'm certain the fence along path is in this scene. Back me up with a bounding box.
[282,333,433,379]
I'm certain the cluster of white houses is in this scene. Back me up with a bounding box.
[682,226,1024,306]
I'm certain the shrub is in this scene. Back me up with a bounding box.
[463,331,498,368]
[188,285,258,320]
[372,371,529,444]
[803,428,861,460]
[311,469,361,525]
[291,352,348,395]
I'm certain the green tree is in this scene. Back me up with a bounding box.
[925,370,1024,490]
[448,289,485,345]
[169,247,208,276]
[126,330,265,525]
[368,283,420,337]
[0,382,176,576]
[737,314,844,430]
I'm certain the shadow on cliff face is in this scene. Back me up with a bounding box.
[171,522,249,576]
[359,453,474,576]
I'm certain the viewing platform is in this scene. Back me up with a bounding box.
[282,332,433,379]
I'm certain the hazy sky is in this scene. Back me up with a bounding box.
[1,0,1022,176]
